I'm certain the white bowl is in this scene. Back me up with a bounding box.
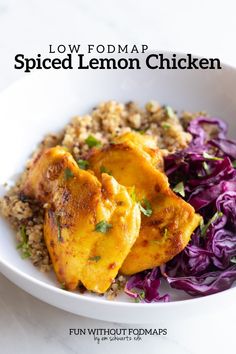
[0,52,236,323]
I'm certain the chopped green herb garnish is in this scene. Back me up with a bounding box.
[17,225,31,259]
[64,168,74,180]
[203,152,223,161]
[88,255,101,262]
[19,225,27,243]
[203,161,210,174]
[61,282,66,290]
[94,220,112,233]
[100,165,112,175]
[173,181,185,197]
[161,122,171,130]
[55,214,62,242]
[165,106,175,119]
[200,211,223,237]
[232,160,236,168]
[77,159,89,170]
[163,228,168,238]
[130,186,137,202]
[132,129,146,135]
[199,217,204,231]
[21,250,31,259]
[139,290,145,299]
[133,290,145,302]
[139,198,153,217]
[85,135,101,148]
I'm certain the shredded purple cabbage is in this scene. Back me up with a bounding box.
[125,267,169,302]
[125,115,236,302]
[164,265,236,296]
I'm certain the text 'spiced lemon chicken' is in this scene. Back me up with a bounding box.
[21,146,141,292]
[88,132,201,275]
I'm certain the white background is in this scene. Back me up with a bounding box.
[0,0,236,353]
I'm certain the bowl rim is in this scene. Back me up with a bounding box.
[1,252,236,309]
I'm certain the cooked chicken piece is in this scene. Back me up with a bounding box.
[79,173,140,292]
[114,131,164,170]
[88,137,169,201]
[88,135,201,274]
[21,146,141,292]
[120,189,201,274]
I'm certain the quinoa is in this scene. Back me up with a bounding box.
[0,100,200,295]
[62,101,193,160]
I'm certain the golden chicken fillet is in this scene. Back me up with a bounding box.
[88,133,169,201]
[114,131,164,170]
[88,132,201,274]
[120,189,201,274]
[21,146,141,292]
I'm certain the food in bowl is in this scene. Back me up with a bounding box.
[1,100,236,302]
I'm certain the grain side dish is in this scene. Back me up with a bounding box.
[1,100,236,302]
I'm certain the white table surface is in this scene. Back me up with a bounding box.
[0,0,236,353]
